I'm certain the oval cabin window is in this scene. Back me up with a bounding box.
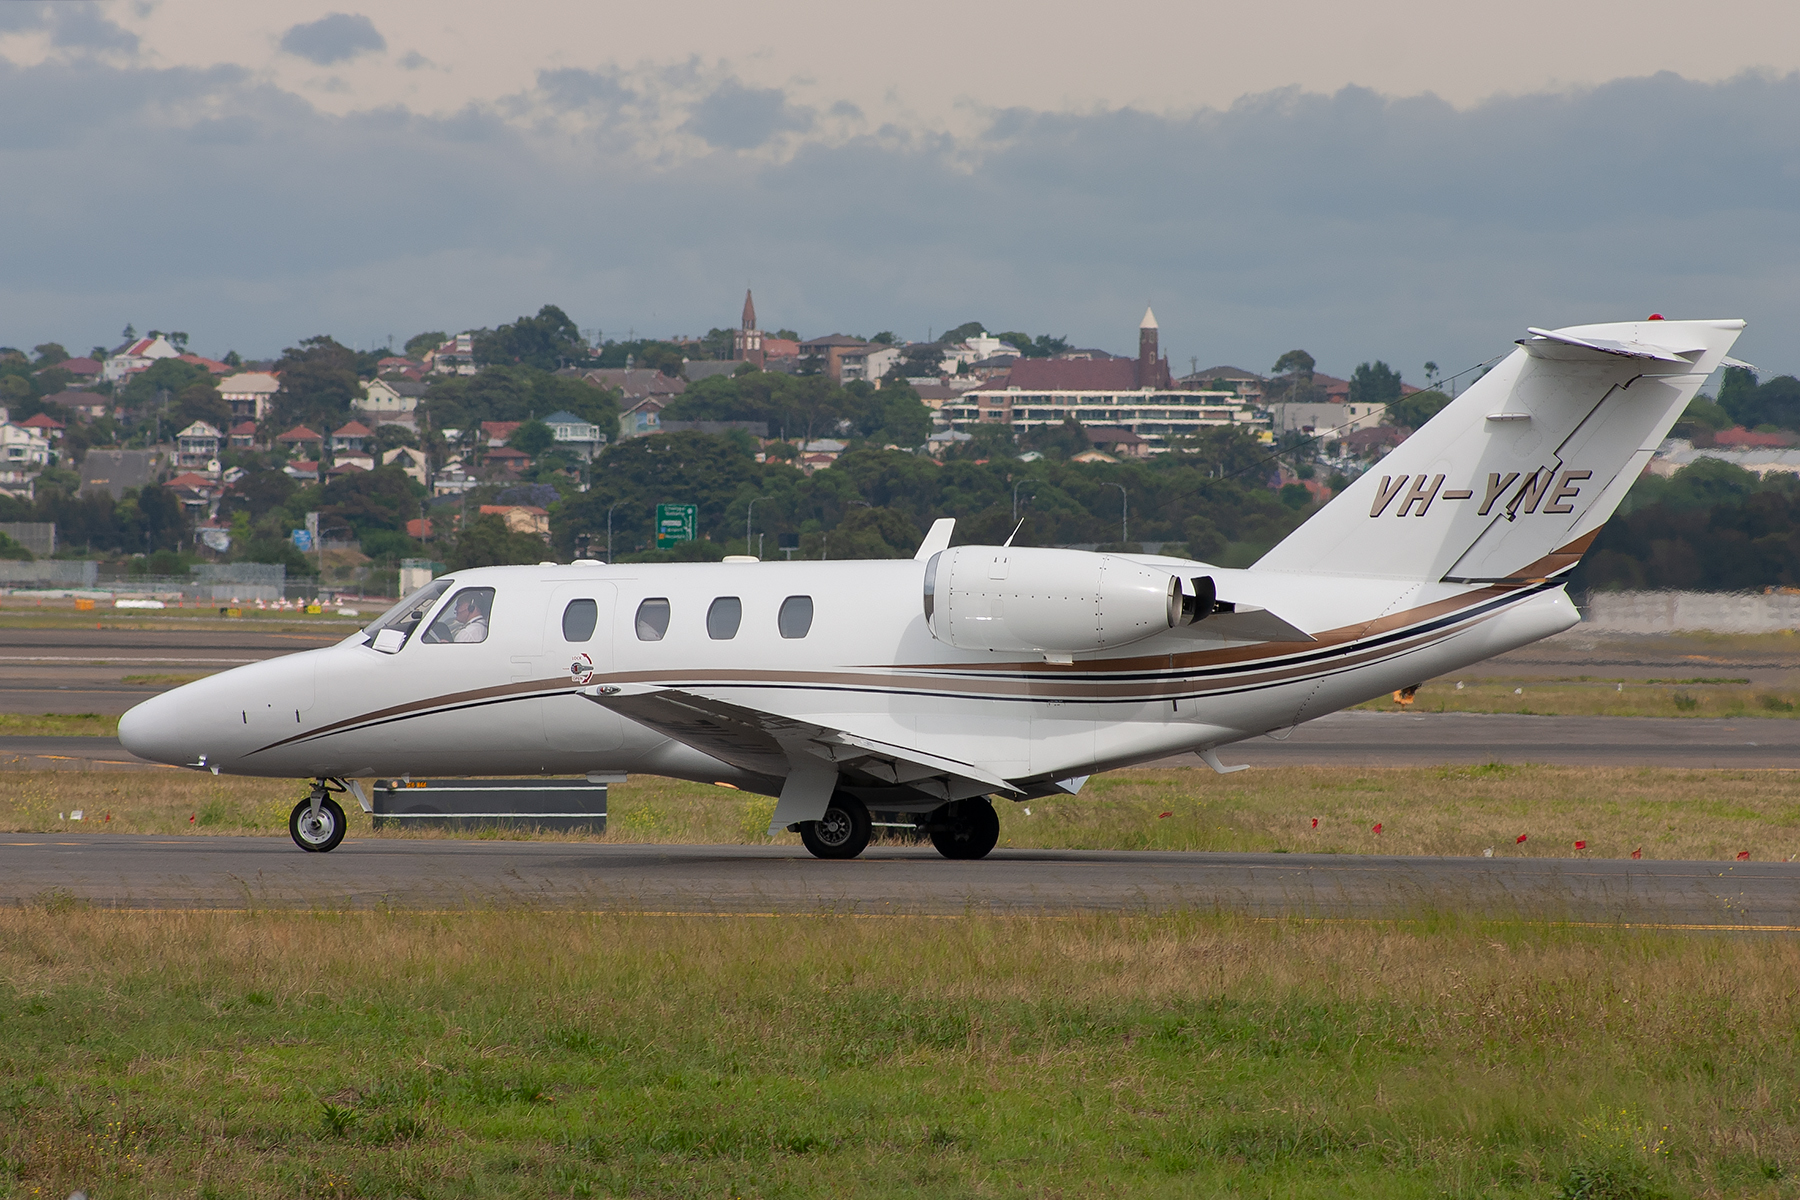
[778,595,814,639]
[562,598,598,642]
[707,596,742,640]
[635,598,671,641]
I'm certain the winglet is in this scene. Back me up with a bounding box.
[915,517,955,561]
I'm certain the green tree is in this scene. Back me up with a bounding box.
[1269,350,1318,403]
[1383,389,1451,431]
[471,305,585,370]
[422,366,618,441]
[1348,361,1404,407]
[941,321,986,343]
[1717,366,1758,421]
[32,343,68,367]
[319,465,423,536]
[509,419,556,458]
[446,513,551,569]
[272,336,362,432]
[404,331,448,359]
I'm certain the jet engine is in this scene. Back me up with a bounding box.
[923,546,1212,654]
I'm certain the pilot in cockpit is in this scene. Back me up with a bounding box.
[423,588,494,644]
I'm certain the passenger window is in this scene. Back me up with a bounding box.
[420,587,495,644]
[635,598,670,641]
[778,595,814,639]
[562,598,598,642]
[707,596,742,640]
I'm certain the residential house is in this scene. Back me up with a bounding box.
[219,372,280,422]
[0,417,52,499]
[798,334,878,383]
[284,459,320,483]
[579,368,687,406]
[175,420,222,471]
[165,471,223,516]
[936,332,1020,375]
[1342,426,1407,459]
[683,360,741,383]
[426,333,477,375]
[479,420,521,448]
[45,391,109,421]
[619,396,667,438]
[1267,400,1386,440]
[330,420,376,470]
[40,356,102,383]
[542,410,606,460]
[382,445,429,487]
[102,335,182,382]
[17,412,64,444]
[355,378,424,429]
[481,446,532,478]
[478,504,550,538]
[78,449,158,500]
[178,354,233,376]
[377,356,426,379]
[432,462,477,495]
[276,425,323,458]
[1082,426,1151,458]
[227,421,259,449]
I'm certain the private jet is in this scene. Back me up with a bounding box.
[119,318,1745,859]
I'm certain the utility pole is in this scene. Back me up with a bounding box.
[745,495,766,558]
[605,502,622,563]
[1101,482,1127,544]
[1012,480,1036,523]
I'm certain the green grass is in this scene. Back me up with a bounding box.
[5,764,1798,862]
[1354,676,1800,719]
[0,909,1795,1197]
[0,713,118,737]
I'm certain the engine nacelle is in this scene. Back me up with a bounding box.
[923,545,1185,654]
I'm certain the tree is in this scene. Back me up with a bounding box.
[471,305,584,370]
[421,365,618,441]
[1348,361,1404,407]
[404,331,448,359]
[1718,366,1758,420]
[446,513,552,569]
[941,321,986,344]
[509,419,556,458]
[1719,371,1800,432]
[272,336,362,431]
[869,331,897,345]
[1383,389,1451,431]
[1269,350,1319,404]
[32,343,68,366]
[319,464,423,536]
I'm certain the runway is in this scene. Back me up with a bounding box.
[3,835,1794,925]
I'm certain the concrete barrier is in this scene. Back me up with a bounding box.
[1582,590,1800,634]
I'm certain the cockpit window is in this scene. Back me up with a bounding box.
[562,598,598,642]
[421,587,495,644]
[363,578,454,653]
[635,598,670,641]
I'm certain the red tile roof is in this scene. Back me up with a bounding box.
[166,472,216,489]
[333,420,374,438]
[480,504,548,515]
[277,425,322,442]
[229,421,258,435]
[1714,426,1796,448]
[18,413,65,430]
[406,517,433,538]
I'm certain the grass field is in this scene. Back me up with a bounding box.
[0,907,1796,1198]
[1353,677,1800,720]
[4,763,1797,862]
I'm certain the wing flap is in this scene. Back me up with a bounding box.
[583,683,1019,796]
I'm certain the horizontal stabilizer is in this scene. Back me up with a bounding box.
[1519,327,1702,363]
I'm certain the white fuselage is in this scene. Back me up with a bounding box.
[118,556,1578,799]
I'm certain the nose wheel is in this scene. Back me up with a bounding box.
[290,786,347,852]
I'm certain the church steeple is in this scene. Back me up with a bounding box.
[1137,306,1168,388]
[733,289,764,367]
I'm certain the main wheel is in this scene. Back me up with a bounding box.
[929,798,999,860]
[290,796,347,852]
[799,794,872,860]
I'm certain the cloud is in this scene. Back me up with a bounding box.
[0,58,1795,381]
[683,79,812,149]
[279,13,385,66]
[0,1,138,53]
[398,50,431,71]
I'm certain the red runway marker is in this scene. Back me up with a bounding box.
[1574,840,1586,850]
[1372,823,1382,835]
[1516,833,1528,845]
[1737,851,1751,861]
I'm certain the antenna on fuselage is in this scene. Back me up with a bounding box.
[1002,519,1024,547]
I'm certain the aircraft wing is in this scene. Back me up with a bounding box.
[580,682,1019,800]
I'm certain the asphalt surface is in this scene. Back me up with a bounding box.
[3,836,1794,925]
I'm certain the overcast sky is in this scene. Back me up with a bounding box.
[2,0,1797,381]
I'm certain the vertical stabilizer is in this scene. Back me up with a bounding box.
[1252,319,1744,582]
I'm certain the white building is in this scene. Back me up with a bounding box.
[219,372,280,422]
[355,378,425,427]
[102,335,182,382]
[176,420,223,471]
[382,445,430,487]
[938,332,1019,374]
[0,416,53,498]
[427,333,477,375]
[841,344,903,384]
[1265,400,1386,440]
[541,410,607,461]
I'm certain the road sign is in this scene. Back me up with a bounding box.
[656,503,697,548]
[291,529,313,551]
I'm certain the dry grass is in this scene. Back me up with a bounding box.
[1354,677,1800,719]
[4,764,1799,862]
[0,713,119,737]
[0,907,1795,1196]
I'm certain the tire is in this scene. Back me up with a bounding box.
[290,796,347,852]
[799,794,872,860]
[929,798,1000,860]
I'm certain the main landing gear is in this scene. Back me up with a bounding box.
[289,779,347,852]
[795,795,1000,861]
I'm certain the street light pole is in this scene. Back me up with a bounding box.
[1101,482,1127,545]
[605,502,621,563]
[745,495,766,558]
[1012,480,1037,523]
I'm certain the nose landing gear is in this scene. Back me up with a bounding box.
[289,780,348,852]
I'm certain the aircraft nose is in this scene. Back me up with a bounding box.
[118,690,189,766]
